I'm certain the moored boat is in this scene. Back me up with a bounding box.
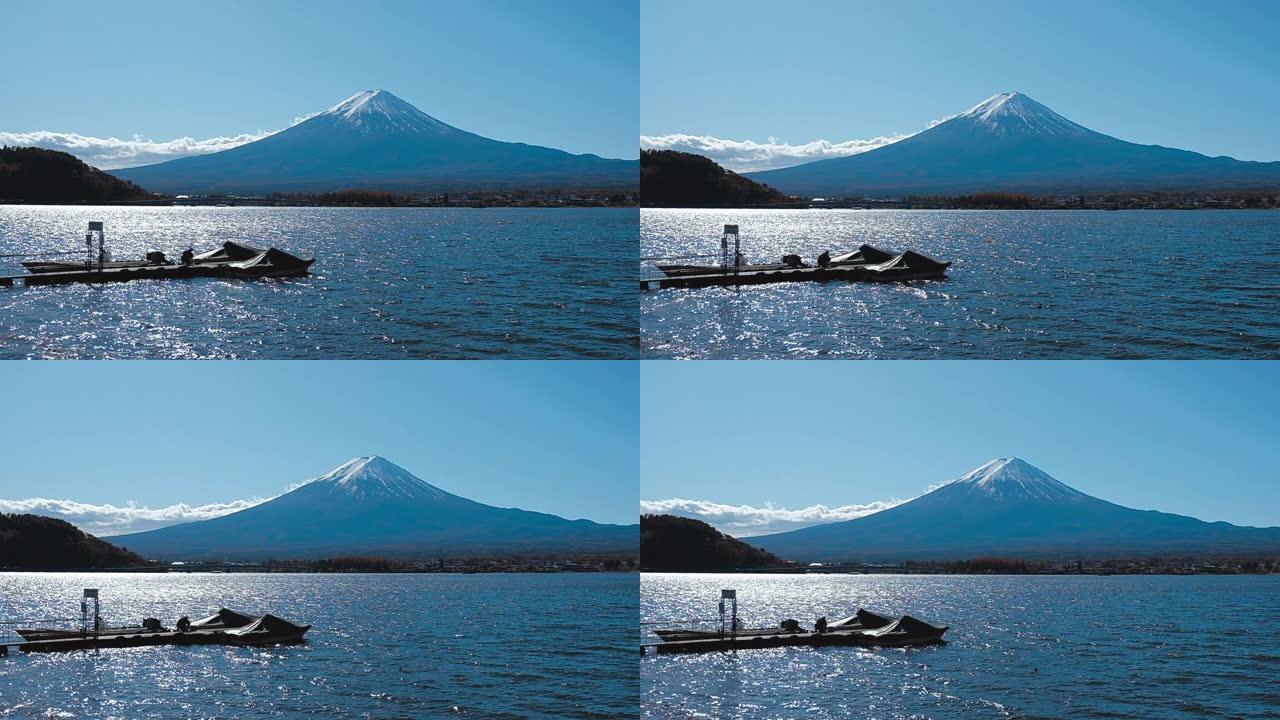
[17,227,313,280]
[647,594,948,654]
[220,614,311,645]
[17,607,259,641]
[859,250,952,281]
[652,238,948,281]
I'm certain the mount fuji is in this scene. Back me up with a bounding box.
[114,90,637,193]
[110,456,637,561]
[751,458,1280,562]
[747,92,1280,196]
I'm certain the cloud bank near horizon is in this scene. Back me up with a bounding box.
[0,109,325,171]
[639,116,958,173]
[639,496,908,537]
[0,496,274,536]
[0,129,280,171]
[639,133,908,173]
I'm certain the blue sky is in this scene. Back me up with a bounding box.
[0,0,637,163]
[0,361,637,533]
[642,361,1280,535]
[642,0,1280,170]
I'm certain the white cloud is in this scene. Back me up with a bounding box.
[0,496,273,537]
[0,129,277,170]
[639,114,959,173]
[640,132,910,173]
[640,496,907,537]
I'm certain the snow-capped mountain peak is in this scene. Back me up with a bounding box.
[946,457,1089,502]
[954,91,1088,137]
[318,89,457,135]
[308,455,450,500]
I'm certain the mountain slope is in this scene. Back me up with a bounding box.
[0,513,150,569]
[752,458,1280,561]
[115,90,637,193]
[111,456,637,560]
[748,92,1280,196]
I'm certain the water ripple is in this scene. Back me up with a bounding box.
[640,209,1280,358]
[641,573,1280,719]
[0,206,637,359]
[0,572,637,719]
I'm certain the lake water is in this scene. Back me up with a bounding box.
[0,572,637,719]
[642,573,1280,719]
[640,209,1280,358]
[0,206,636,359]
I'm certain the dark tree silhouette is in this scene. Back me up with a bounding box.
[0,514,151,569]
[641,150,790,207]
[641,514,784,571]
[0,146,152,203]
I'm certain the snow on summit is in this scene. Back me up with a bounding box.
[309,455,450,500]
[955,91,1088,137]
[319,89,456,135]
[947,457,1089,502]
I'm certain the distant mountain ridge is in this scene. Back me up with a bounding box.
[115,90,637,193]
[111,456,637,561]
[752,458,1280,561]
[748,92,1280,196]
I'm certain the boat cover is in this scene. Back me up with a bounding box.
[829,608,894,629]
[831,244,896,265]
[862,615,947,640]
[190,608,256,628]
[865,251,951,273]
[222,613,309,638]
[229,248,313,270]
[193,241,265,262]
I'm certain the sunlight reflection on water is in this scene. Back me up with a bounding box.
[0,206,636,359]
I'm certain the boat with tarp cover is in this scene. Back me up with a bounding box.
[11,592,310,651]
[10,224,314,286]
[643,226,950,290]
[643,591,947,654]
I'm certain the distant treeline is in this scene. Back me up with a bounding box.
[314,555,401,572]
[641,514,785,571]
[251,187,637,208]
[0,146,152,203]
[0,513,151,570]
[914,192,1038,209]
[902,189,1280,210]
[641,149,791,207]
[941,557,1034,574]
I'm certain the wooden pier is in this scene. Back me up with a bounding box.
[639,263,935,291]
[0,263,305,288]
[642,626,942,654]
[9,628,232,654]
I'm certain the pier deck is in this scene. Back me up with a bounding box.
[640,264,944,291]
[10,628,227,653]
[642,627,935,654]
[0,263,291,287]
